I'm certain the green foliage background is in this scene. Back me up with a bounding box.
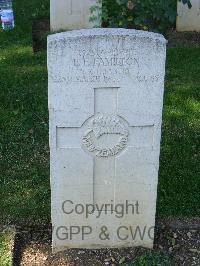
[98,0,191,32]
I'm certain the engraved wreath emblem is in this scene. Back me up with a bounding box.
[82,114,129,157]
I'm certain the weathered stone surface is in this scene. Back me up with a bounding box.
[177,0,200,32]
[50,0,100,31]
[48,28,167,252]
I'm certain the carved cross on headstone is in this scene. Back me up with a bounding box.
[57,87,154,206]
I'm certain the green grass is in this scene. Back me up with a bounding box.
[0,44,50,224]
[157,48,200,216]
[0,229,15,266]
[0,0,50,224]
[0,1,199,224]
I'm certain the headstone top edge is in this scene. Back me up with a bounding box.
[47,28,167,44]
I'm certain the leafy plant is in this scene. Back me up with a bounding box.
[89,0,103,27]
[122,251,173,266]
[0,231,14,266]
[90,0,192,32]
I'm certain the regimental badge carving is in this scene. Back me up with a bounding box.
[82,114,129,157]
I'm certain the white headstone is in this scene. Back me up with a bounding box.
[50,0,100,31]
[48,28,167,252]
[177,0,200,32]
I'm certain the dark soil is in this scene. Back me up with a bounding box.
[166,30,200,48]
[32,19,50,53]
[12,218,200,266]
[32,20,200,53]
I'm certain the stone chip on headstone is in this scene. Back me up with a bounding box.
[48,28,167,252]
